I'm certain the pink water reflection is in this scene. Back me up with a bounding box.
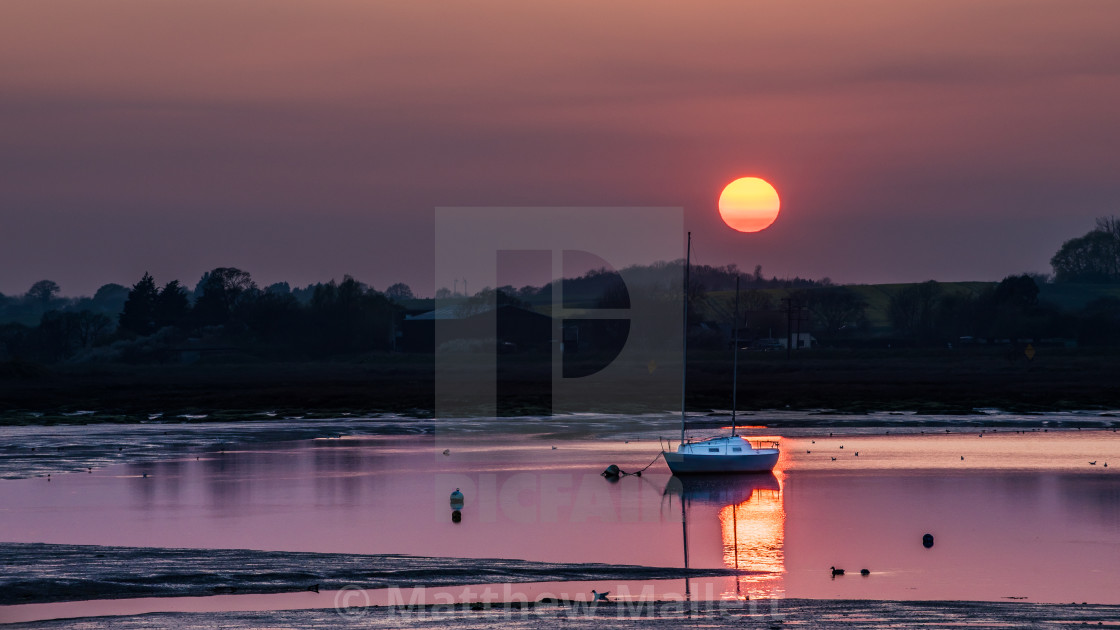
[0,430,1117,604]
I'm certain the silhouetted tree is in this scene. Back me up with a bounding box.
[1051,216,1120,282]
[153,280,190,329]
[91,284,129,317]
[26,280,60,306]
[192,267,257,327]
[119,273,159,335]
[385,282,414,301]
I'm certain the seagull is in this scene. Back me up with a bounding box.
[592,590,610,602]
[831,566,845,576]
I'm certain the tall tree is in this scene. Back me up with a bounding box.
[153,280,190,329]
[119,273,159,335]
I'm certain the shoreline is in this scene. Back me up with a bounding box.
[3,348,1120,422]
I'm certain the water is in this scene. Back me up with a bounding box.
[1,418,1118,620]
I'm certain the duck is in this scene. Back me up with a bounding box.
[860,569,870,576]
[830,566,845,576]
[1090,461,1097,465]
[442,449,450,456]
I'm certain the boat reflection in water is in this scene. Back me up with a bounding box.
[663,472,785,600]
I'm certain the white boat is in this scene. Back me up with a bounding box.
[663,233,780,475]
[665,435,780,474]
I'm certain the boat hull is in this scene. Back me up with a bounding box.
[663,449,779,474]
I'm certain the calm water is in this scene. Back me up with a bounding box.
[1,422,1119,612]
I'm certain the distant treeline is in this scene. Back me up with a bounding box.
[0,270,410,363]
[1,217,1118,363]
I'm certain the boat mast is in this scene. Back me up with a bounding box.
[680,232,690,447]
[732,275,740,437]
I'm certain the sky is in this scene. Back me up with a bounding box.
[2,0,1119,297]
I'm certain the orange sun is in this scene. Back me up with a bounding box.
[718,177,780,233]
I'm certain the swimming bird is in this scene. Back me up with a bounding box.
[807,450,811,454]
[308,584,319,593]
[839,445,843,449]
[831,457,837,461]
[592,590,610,602]
[860,569,870,576]
[1090,461,1097,465]
[552,446,557,450]
[1105,463,1108,467]
[855,452,859,456]
[961,456,965,460]
[830,567,845,576]
[442,449,450,456]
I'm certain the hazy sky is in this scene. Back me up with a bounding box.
[3,1,1119,297]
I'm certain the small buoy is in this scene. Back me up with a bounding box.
[923,533,934,548]
[860,569,870,576]
[602,464,621,478]
[450,488,464,509]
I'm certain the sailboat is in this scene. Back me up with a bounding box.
[662,233,780,474]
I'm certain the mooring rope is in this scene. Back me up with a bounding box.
[602,450,663,478]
